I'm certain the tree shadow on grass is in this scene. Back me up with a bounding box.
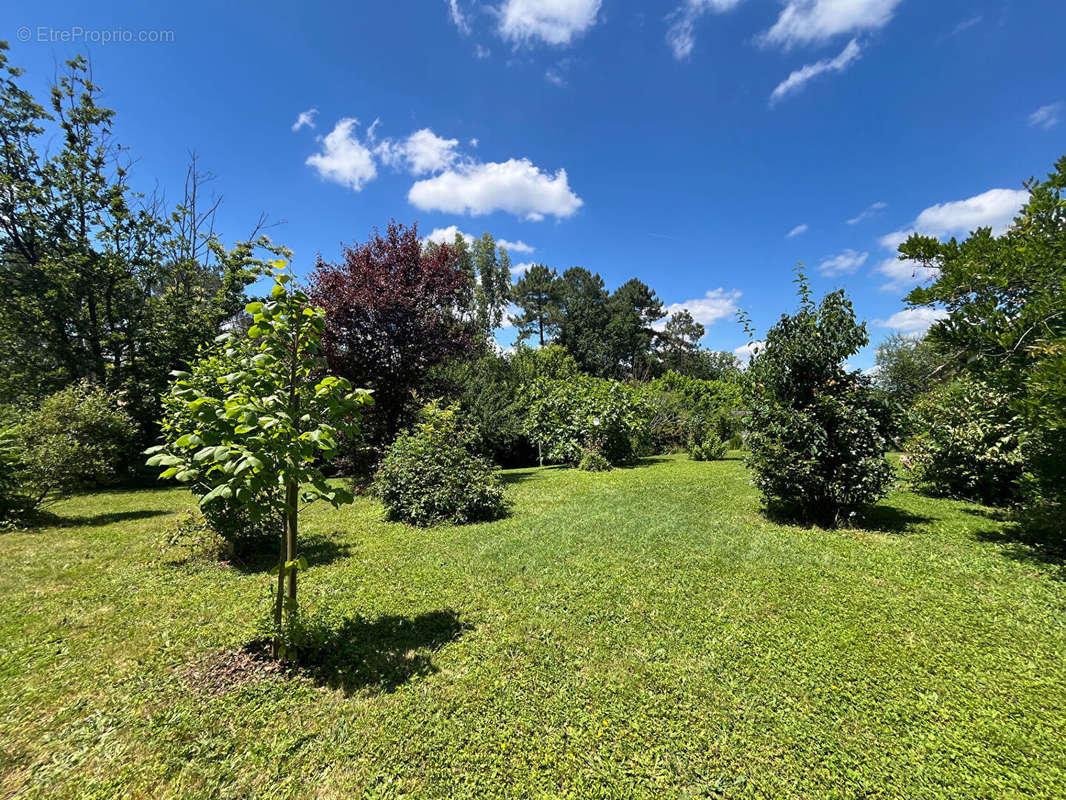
[971,508,1066,580]
[500,468,544,485]
[617,456,674,470]
[230,532,352,574]
[258,609,470,696]
[762,503,934,533]
[16,508,170,530]
[853,504,937,534]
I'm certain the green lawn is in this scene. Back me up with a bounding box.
[2,454,1064,799]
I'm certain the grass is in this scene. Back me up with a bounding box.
[2,454,1065,799]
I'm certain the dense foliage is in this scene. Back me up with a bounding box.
[308,222,477,455]
[900,156,1066,505]
[743,274,893,526]
[436,344,578,467]
[0,46,258,446]
[376,402,505,526]
[522,375,648,466]
[643,370,743,455]
[148,261,372,656]
[903,378,1025,505]
[690,430,728,462]
[0,381,135,521]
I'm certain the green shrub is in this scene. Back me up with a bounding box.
[642,372,744,456]
[903,378,1025,505]
[156,510,233,564]
[522,375,647,466]
[377,402,506,526]
[743,275,892,526]
[6,382,136,516]
[577,448,612,472]
[690,430,727,461]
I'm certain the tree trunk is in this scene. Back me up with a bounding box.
[285,476,298,606]
[272,514,285,659]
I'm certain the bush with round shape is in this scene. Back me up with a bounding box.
[8,381,136,514]
[904,378,1025,505]
[690,430,727,461]
[577,448,612,472]
[743,273,893,527]
[377,402,506,526]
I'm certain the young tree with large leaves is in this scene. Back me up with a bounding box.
[148,260,372,658]
[308,221,476,449]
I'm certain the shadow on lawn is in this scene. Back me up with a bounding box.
[762,503,935,533]
[971,509,1066,579]
[288,609,470,695]
[231,532,352,574]
[500,468,545,485]
[854,504,936,534]
[23,508,169,529]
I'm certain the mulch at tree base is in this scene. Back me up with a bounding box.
[177,639,297,697]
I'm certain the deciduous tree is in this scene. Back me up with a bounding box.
[308,221,476,449]
[148,260,372,658]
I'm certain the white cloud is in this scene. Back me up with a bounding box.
[510,261,535,277]
[305,118,378,191]
[734,340,766,362]
[846,200,886,225]
[291,108,318,132]
[408,158,583,221]
[377,128,461,176]
[470,137,480,147]
[786,223,809,238]
[950,14,982,36]
[817,248,868,276]
[665,0,744,60]
[475,44,492,59]
[498,238,535,253]
[426,225,475,248]
[876,257,939,292]
[497,0,602,46]
[545,67,567,87]
[880,187,1028,245]
[1028,101,1063,131]
[658,288,742,330]
[875,307,948,335]
[448,0,472,34]
[761,0,904,49]
[770,38,861,105]
[498,302,521,327]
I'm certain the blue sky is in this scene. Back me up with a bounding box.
[4,0,1065,366]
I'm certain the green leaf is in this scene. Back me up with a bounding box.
[147,453,182,467]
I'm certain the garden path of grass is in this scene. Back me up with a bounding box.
[2,454,1064,799]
